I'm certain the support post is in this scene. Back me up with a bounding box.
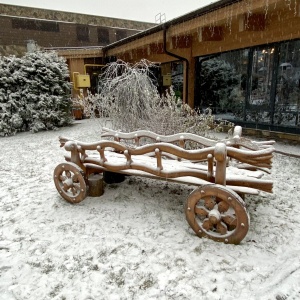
[214,143,227,186]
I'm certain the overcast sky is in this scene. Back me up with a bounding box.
[0,0,218,23]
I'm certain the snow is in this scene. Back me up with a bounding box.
[1,118,300,300]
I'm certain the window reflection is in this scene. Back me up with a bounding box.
[275,41,300,126]
[198,49,248,122]
[197,39,300,131]
[246,47,274,124]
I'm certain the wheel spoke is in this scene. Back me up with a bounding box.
[195,206,208,217]
[73,182,81,191]
[216,222,227,235]
[65,170,72,178]
[222,215,237,230]
[202,219,213,231]
[63,183,70,192]
[60,175,67,182]
[71,187,78,195]
[218,201,229,213]
[72,174,79,183]
[204,196,216,210]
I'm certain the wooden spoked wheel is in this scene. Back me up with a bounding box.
[53,162,87,203]
[185,184,249,244]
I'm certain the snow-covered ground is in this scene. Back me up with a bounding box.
[0,118,300,300]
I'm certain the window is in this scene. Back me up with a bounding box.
[197,39,300,132]
[11,18,59,32]
[76,25,89,42]
[275,40,300,126]
[197,49,248,121]
[97,28,109,44]
[115,29,127,41]
[246,46,275,124]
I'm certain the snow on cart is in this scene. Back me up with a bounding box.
[54,126,274,244]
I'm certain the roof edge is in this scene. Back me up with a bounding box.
[103,0,242,51]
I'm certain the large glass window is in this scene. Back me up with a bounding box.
[245,46,275,124]
[197,49,248,121]
[196,39,300,133]
[275,40,300,126]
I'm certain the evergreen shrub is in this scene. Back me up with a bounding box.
[0,51,72,136]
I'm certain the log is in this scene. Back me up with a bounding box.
[88,173,104,197]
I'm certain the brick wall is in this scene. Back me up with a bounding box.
[0,16,145,56]
[0,4,155,30]
[0,4,155,56]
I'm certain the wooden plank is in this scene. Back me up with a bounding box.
[167,0,281,37]
[65,156,261,195]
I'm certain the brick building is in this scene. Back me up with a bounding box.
[0,3,155,56]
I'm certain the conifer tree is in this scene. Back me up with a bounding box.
[0,51,72,136]
[0,55,25,135]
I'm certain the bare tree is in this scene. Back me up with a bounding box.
[83,59,231,136]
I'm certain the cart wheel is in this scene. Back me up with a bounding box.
[185,184,249,244]
[53,162,87,203]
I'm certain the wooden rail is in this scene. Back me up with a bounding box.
[101,126,275,150]
[59,137,274,194]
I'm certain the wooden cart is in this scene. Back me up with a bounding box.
[54,126,274,244]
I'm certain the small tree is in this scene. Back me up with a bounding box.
[0,51,72,136]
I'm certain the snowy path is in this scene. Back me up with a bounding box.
[0,119,300,300]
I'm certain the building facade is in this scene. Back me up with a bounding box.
[101,0,300,137]
[0,4,155,56]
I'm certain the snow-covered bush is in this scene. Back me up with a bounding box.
[83,59,225,137]
[0,51,72,136]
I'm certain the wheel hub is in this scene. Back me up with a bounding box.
[208,209,221,224]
